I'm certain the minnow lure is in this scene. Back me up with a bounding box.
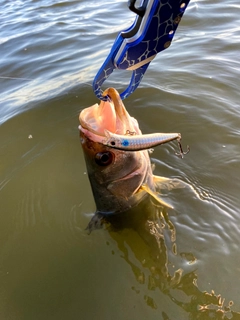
[102,130,181,151]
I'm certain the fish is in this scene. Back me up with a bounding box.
[79,87,184,216]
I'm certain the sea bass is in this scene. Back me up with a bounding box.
[79,87,182,215]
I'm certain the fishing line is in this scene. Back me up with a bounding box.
[0,76,32,81]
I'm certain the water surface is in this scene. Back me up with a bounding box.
[1,0,240,319]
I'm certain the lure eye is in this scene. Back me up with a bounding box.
[95,152,114,166]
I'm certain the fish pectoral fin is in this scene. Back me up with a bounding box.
[153,175,186,191]
[140,184,173,209]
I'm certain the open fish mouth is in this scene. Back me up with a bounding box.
[79,88,187,156]
[79,100,116,136]
[79,88,141,141]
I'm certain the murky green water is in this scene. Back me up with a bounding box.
[1,0,240,319]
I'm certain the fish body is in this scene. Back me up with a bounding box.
[79,87,181,215]
[80,129,155,214]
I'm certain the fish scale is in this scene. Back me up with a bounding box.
[79,87,187,215]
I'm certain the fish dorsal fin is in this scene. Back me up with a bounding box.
[139,184,173,209]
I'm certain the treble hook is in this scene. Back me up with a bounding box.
[175,139,190,158]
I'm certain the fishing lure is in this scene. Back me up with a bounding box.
[102,130,181,151]
[102,130,190,157]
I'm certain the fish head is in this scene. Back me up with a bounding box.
[79,88,154,215]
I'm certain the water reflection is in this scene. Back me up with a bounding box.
[87,198,240,319]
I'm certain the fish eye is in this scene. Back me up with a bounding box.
[95,152,114,166]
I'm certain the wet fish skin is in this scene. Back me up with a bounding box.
[79,87,182,215]
[80,129,154,215]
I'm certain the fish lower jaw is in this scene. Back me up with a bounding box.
[79,126,105,144]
